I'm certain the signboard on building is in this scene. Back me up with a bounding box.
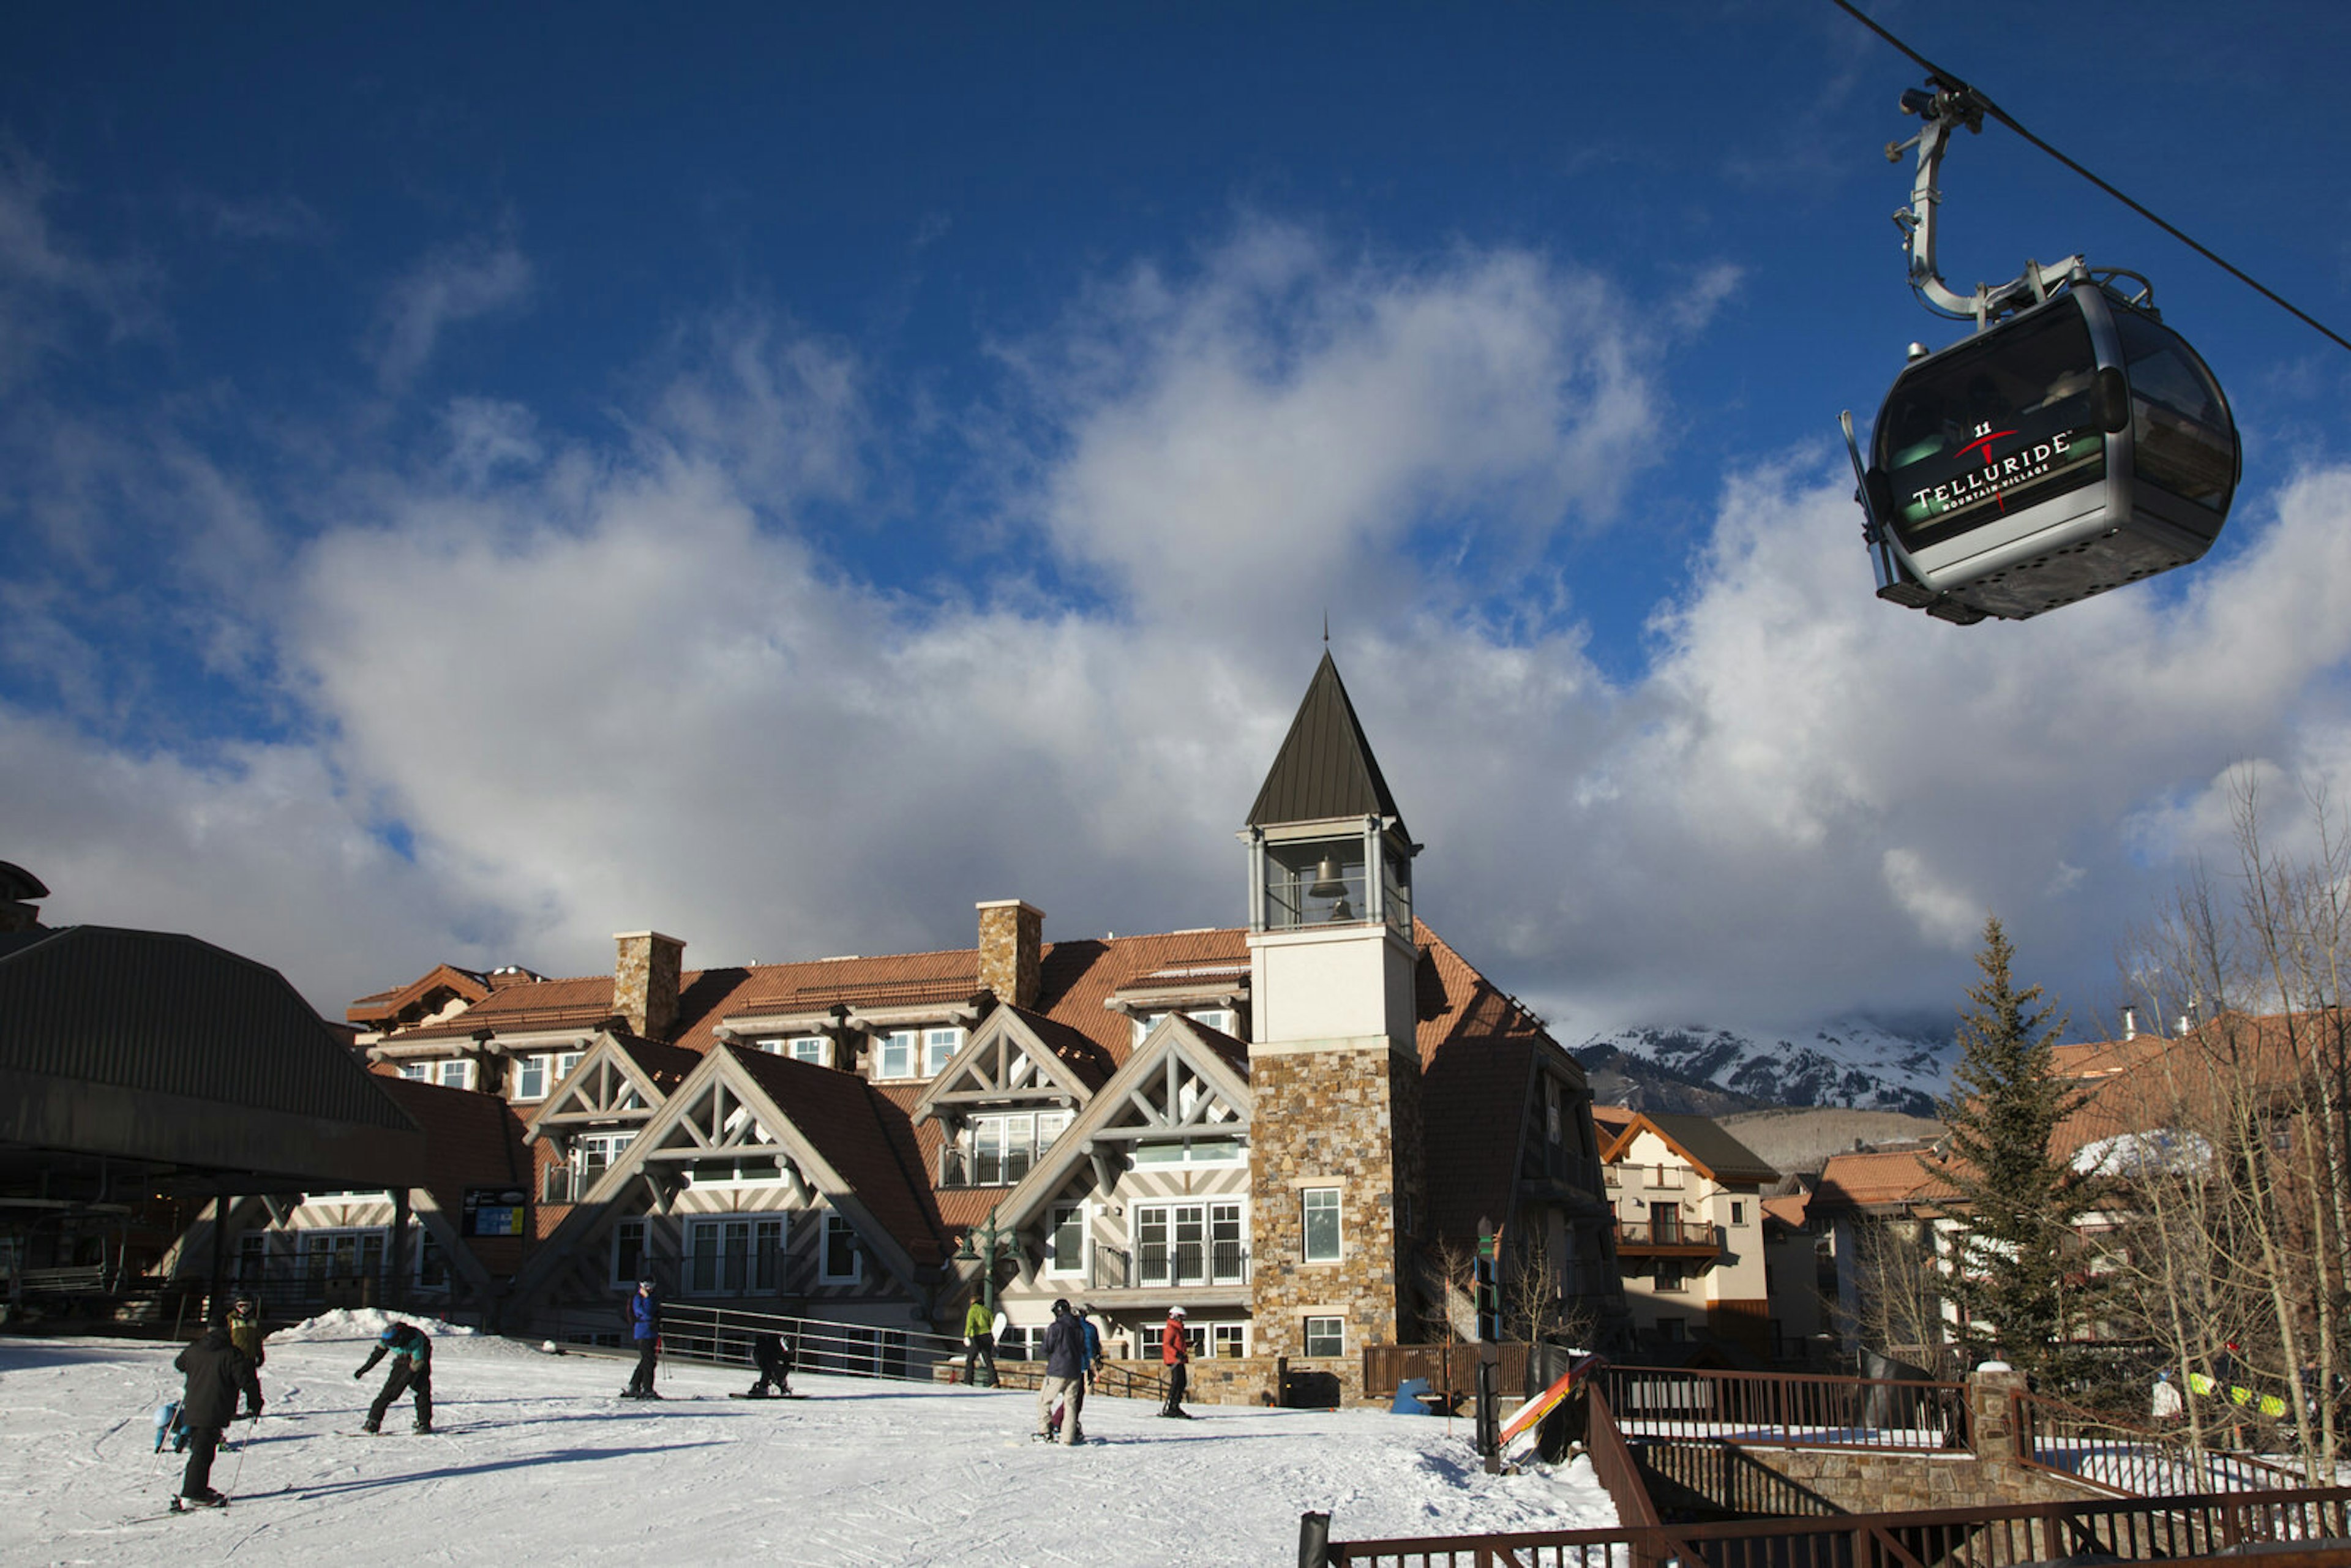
[462,1186,527,1237]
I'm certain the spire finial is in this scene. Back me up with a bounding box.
[1322,610,1329,647]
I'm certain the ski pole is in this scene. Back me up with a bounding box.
[224,1412,257,1498]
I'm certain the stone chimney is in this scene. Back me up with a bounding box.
[976,901,1043,1011]
[613,931,684,1039]
[0,861,48,934]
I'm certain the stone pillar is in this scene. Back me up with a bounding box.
[976,901,1043,1010]
[1967,1365,2032,1497]
[613,932,684,1039]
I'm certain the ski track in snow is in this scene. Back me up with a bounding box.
[0,1330,1614,1566]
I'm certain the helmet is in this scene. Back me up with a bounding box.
[1052,1297,1071,1316]
[1076,1304,1092,1318]
[1168,1305,1186,1318]
[379,1327,400,1343]
[638,1279,655,1290]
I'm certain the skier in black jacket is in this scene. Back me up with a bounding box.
[354,1321,433,1433]
[174,1319,262,1507]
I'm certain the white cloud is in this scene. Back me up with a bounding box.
[369,234,533,391]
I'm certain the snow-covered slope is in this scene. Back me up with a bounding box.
[1575,1018,1957,1117]
[3,1322,1613,1567]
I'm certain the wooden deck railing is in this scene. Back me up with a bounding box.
[2012,1387,2311,1499]
[1595,1363,1970,1453]
[1316,1484,2351,1567]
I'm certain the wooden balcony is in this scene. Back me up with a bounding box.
[1613,1218,1722,1261]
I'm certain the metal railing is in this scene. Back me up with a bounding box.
[2013,1388,2311,1498]
[1595,1364,1970,1453]
[1315,1485,2351,1568]
[1084,1241,1248,1291]
[1613,1219,1719,1249]
[546,1301,967,1386]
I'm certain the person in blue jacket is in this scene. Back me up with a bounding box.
[1078,1304,1104,1392]
[622,1279,661,1398]
[354,1321,431,1434]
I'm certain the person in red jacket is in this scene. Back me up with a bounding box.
[1158,1305,1191,1419]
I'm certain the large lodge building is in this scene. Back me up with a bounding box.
[174,656,1630,1403]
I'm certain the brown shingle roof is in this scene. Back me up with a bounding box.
[1812,1147,1958,1212]
[724,1045,950,1269]
[1417,924,1558,1252]
[1601,1111,1781,1187]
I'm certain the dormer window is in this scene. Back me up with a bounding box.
[877,1029,919,1079]
[924,1026,965,1076]
[757,1035,830,1065]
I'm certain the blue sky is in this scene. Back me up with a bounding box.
[6,2,2350,1043]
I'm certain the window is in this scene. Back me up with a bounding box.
[1303,1316,1343,1358]
[574,1132,634,1184]
[877,1029,918,1079]
[1545,1078,1562,1144]
[555,1051,583,1084]
[611,1220,645,1286]
[1655,1261,1686,1293]
[1133,1201,1245,1286]
[1212,1322,1247,1359]
[1047,1204,1084,1277]
[513,1055,549,1101]
[756,1035,831,1064]
[299,1229,386,1283]
[1659,1316,1687,1342]
[400,1062,431,1081]
[969,1111,1069,1185]
[1133,1135,1243,1166]
[1730,1201,1746,1226]
[436,1059,473,1090]
[1302,1188,1341,1262]
[684,1215,785,1296]
[234,1232,268,1285]
[822,1213,859,1283]
[416,1228,450,1289]
[1191,1008,1235,1037]
[1129,1010,1168,1048]
[924,1027,964,1076]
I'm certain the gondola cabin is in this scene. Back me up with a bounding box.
[1861,282,2239,623]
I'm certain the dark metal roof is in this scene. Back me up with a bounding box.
[0,861,48,902]
[0,925,427,1194]
[1244,651,1410,838]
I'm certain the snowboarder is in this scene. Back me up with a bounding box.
[622,1279,662,1398]
[174,1315,261,1507]
[1035,1299,1087,1446]
[1158,1305,1191,1419]
[354,1321,433,1433]
[962,1294,996,1387]
[744,1330,795,1398]
[1078,1304,1104,1392]
[227,1296,268,1417]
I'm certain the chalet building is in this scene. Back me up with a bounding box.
[198,656,1626,1402]
[1591,1106,1781,1359]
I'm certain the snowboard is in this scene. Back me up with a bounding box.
[727,1391,808,1400]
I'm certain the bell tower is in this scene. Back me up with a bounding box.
[1242,653,1425,1398]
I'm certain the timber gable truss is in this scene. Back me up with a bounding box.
[585,1044,926,1292]
[524,1033,665,1146]
[961,1015,1254,1286]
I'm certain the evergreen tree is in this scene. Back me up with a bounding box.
[1935,916,2088,1382]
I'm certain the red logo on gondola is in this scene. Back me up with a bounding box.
[1911,423,2076,519]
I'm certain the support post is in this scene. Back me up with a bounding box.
[389,1188,411,1312]
[1297,1510,1332,1568]
[204,1186,230,1324]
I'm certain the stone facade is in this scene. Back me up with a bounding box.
[975,900,1042,1010]
[613,931,683,1039]
[1246,1040,1423,1403]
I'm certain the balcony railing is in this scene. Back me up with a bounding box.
[1614,1218,1721,1253]
[1089,1242,1249,1291]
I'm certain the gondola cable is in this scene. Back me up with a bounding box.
[1827,0,2351,356]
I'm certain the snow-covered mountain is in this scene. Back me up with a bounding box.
[1573,1018,1957,1117]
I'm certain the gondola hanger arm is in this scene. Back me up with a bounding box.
[1896,80,2082,328]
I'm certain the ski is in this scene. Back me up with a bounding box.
[727,1392,808,1400]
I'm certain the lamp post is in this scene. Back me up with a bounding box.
[953,1206,1015,1387]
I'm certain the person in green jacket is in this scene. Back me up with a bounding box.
[226,1297,267,1417]
[962,1297,996,1387]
